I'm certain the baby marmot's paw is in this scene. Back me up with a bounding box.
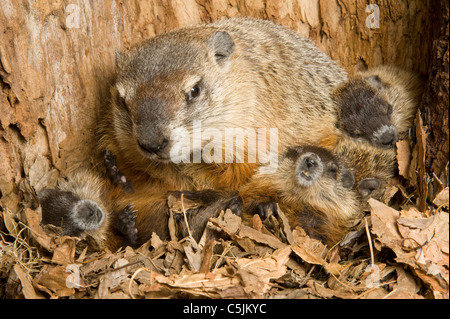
[255,201,278,220]
[114,204,139,248]
[104,149,133,192]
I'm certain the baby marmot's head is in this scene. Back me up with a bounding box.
[39,189,105,237]
[71,199,105,231]
[284,145,355,190]
[333,77,398,149]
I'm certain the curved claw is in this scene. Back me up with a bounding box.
[256,201,278,220]
[115,204,139,247]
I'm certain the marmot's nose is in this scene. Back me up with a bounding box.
[378,131,397,148]
[138,139,168,154]
[376,125,398,148]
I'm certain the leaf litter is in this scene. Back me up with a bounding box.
[0,112,448,299]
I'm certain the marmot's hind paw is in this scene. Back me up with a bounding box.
[115,204,139,247]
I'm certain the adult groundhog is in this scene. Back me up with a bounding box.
[92,17,350,246]
[99,17,347,191]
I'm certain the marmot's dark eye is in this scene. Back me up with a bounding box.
[187,83,201,101]
[350,130,362,138]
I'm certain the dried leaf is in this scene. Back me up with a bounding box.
[238,224,287,250]
[235,246,291,295]
[396,139,411,179]
[394,265,420,294]
[13,265,40,299]
[413,111,428,211]
[433,187,449,207]
[51,236,76,265]
[3,207,19,238]
[369,198,403,254]
[150,232,164,251]
[34,265,75,297]
[23,207,53,251]
[291,227,327,266]
[183,238,202,272]
[276,205,294,244]
[199,240,217,274]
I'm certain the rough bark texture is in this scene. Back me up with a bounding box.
[0,1,447,218]
[420,0,449,178]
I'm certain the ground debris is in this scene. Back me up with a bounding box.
[1,136,448,299]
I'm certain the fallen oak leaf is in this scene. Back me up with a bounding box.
[34,264,76,298]
[13,264,41,299]
[238,224,288,250]
[50,236,77,265]
[433,187,449,208]
[234,246,292,296]
[396,139,412,180]
[291,227,342,275]
[368,198,403,255]
[23,207,53,251]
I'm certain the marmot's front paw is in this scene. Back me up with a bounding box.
[104,150,133,192]
[115,204,139,247]
[227,195,243,217]
[255,201,278,220]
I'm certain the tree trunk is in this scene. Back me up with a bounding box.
[420,0,449,178]
[0,0,447,220]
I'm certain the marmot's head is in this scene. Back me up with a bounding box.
[283,145,355,189]
[71,199,105,231]
[39,189,105,236]
[334,77,398,149]
[281,145,382,201]
[111,28,244,164]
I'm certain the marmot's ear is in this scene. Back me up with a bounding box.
[365,75,384,90]
[209,31,235,62]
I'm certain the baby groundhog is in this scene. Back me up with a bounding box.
[38,169,111,247]
[239,139,398,245]
[333,136,397,200]
[334,65,421,148]
[39,157,141,250]
[333,78,398,148]
[240,145,367,245]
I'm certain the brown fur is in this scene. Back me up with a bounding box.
[39,169,113,249]
[95,18,348,246]
[239,145,360,246]
[355,65,422,140]
[333,136,397,201]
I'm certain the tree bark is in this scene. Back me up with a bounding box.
[0,0,446,219]
[420,0,449,178]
